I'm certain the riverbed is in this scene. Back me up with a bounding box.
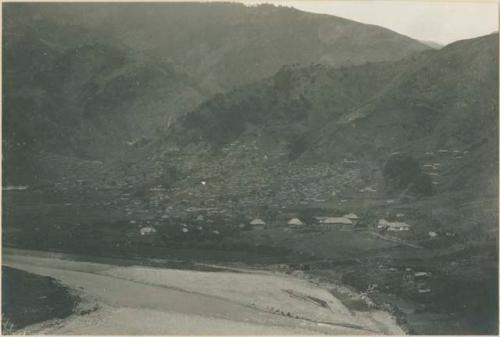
[3,248,404,335]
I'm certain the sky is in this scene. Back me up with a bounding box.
[240,1,499,45]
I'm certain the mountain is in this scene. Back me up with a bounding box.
[5,3,429,92]
[156,33,498,198]
[419,40,443,49]
[4,4,497,200]
[3,2,431,185]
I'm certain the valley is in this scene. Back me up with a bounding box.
[2,2,498,335]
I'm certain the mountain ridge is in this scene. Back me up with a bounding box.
[5,3,430,91]
[2,2,432,185]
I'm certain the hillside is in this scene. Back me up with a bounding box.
[2,8,206,184]
[160,33,497,195]
[313,33,498,195]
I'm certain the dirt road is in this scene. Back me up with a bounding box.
[3,248,404,335]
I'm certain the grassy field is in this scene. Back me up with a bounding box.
[1,266,78,332]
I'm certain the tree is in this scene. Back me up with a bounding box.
[383,153,434,196]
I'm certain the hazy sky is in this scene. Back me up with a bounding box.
[241,1,498,45]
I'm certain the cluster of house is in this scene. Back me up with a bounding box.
[134,211,452,244]
[136,211,362,237]
[376,219,412,232]
[378,265,433,295]
[420,148,468,187]
[376,219,455,239]
[248,213,360,229]
[137,221,222,237]
[403,269,432,294]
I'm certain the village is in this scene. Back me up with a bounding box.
[2,136,492,336]
[32,132,470,255]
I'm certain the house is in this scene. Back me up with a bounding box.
[378,219,411,231]
[320,217,353,225]
[288,218,304,226]
[414,271,431,282]
[342,213,359,225]
[139,226,156,236]
[414,271,430,277]
[388,222,411,231]
[343,213,359,220]
[428,231,438,238]
[250,218,266,226]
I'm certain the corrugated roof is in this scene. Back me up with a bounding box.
[321,217,353,225]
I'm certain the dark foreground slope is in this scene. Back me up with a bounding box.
[2,266,78,332]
